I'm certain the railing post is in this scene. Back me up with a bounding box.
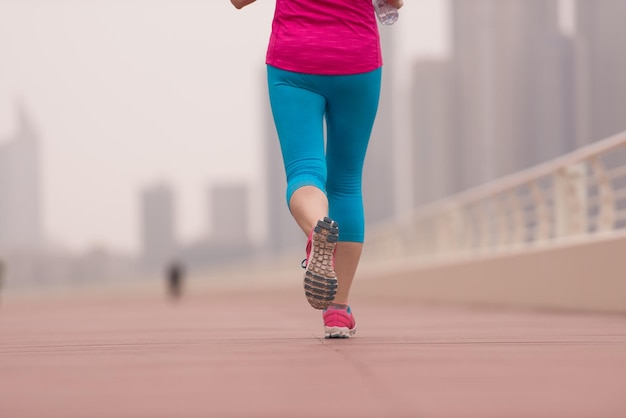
[411,219,424,259]
[448,205,463,255]
[435,210,452,255]
[554,163,588,238]
[479,201,492,252]
[509,190,525,246]
[590,157,615,232]
[457,206,471,253]
[530,181,549,243]
[465,204,479,253]
[494,194,508,248]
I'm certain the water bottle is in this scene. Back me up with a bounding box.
[373,0,398,25]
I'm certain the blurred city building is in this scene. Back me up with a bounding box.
[207,183,250,245]
[0,102,140,288]
[0,102,43,252]
[410,0,626,206]
[177,182,256,271]
[140,182,177,272]
[574,0,626,146]
[411,60,454,206]
[450,0,569,189]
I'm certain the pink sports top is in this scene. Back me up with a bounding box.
[266,0,382,75]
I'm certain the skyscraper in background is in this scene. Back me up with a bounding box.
[410,0,626,209]
[140,183,176,270]
[0,102,43,252]
[208,183,250,245]
[574,0,626,146]
[174,181,254,270]
[449,0,498,190]
[449,0,567,190]
[411,59,455,205]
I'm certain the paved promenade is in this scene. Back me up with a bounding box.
[1,282,626,418]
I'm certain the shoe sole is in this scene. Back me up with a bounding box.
[324,325,357,339]
[304,217,339,310]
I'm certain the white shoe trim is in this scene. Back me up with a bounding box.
[324,325,357,339]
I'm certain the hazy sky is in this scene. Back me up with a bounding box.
[0,0,450,254]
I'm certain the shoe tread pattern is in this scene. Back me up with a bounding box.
[304,217,338,310]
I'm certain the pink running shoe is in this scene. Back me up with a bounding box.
[302,217,338,310]
[323,305,357,338]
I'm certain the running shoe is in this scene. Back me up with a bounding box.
[323,305,357,338]
[302,217,338,310]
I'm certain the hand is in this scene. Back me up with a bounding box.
[387,0,404,9]
[231,0,256,9]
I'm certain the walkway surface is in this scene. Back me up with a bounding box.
[1,282,626,418]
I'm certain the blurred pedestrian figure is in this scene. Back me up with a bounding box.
[231,0,403,338]
[166,261,185,301]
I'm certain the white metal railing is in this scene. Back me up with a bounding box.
[364,130,626,264]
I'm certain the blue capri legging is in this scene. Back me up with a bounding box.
[267,65,382,243]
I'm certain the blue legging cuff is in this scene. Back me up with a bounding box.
[335,231,364,243]
[285,178,326,210]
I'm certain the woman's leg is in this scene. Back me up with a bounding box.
[289,186,328,237]
[324,69,382,305]
[332,243,363,305]
[267,65,381,310]
[268,66,341,310]
[267,66,328,234]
